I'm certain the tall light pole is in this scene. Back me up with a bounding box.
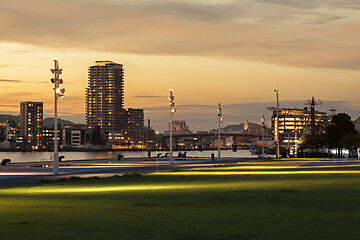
[168,89,176,165]
[217,103,223,161]
[294,127,298,158]
[262,115,265,158]
[274,87,280,158]
[50,58,65,176]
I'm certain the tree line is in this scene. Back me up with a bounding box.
[298,113,359,157]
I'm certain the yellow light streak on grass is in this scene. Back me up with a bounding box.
[188,166,301,171]
[182,159,321,171]
[152,170,360,176]
[0,180,299,195]
[1,184,191,194]
[186,164,360,172]
[2,173,354,195]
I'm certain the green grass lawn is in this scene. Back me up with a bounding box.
[0,160,359,240]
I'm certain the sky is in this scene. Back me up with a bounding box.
[0,0,359,132]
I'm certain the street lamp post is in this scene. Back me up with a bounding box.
[50,58,65,176]
[274,88,280,158]
[262,115,265,158]
[294,127,298,158]
[217,103,223,161]
[168,89,176,165]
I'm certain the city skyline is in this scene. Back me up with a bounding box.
[0,0,359,132]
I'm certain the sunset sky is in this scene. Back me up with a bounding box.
[0,0,359,132]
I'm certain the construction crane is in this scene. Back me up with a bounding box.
[305,96,322,132]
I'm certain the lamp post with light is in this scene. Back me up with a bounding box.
[168,89,176,165]
[217,103,223,161]
[262,115,265,158]
[294,127,298,158]
[50,58,65,176]
[274,88,280,158]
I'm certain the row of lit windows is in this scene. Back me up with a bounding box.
[278,117,307,121]
[279,126,305,130]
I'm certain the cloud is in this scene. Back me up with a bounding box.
[0,79,50,84]
[262,0,360,10]
[298,16,345,25]
[0,79,23,83]
[0,0,360,70]
[0,104,19,107]
[0,64,14,68]
[134,95,165,98]
[0,91,42,98]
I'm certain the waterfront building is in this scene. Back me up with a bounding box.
[144,119,155,149]
[85,61,124,139]
[0,123,5,142]
[271,108,330,147]
[122,108,144,147]
[20,101,43,150]
[5,119,19,140]
[62,124,87,149]
[43,127,62,151]
[108,131,125,148]
[170,120,190,132]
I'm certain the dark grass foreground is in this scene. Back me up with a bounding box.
[0,164,359,240]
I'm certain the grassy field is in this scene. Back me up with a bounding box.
[0,159,359,240]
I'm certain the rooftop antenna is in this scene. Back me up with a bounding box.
[305,96,322,133]
[329,105,337,119]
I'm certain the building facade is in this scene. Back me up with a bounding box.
[170,120,190,132]
[20,101,43,150]
[62,125,87,149]
[43,127,62,151]
[144,119,155,149]
[271,108,330,146]
[122,108,144,147]
[85,61,124,139]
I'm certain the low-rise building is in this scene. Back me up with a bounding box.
[62,125,87,149]
[43,127,62,151]
[271,107,330,147]
[122,108,145,148]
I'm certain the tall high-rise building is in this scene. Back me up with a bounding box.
[85,61,124,138]
[20,101,43,150]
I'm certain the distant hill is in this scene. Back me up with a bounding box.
[0,115,20,125]
[43,118,77,128]
[0,114,76,128]
[354,117,360,132]
[209,122,262,133]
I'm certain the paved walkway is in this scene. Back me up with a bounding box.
[0,157,246,186]
[1,157,359,186]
